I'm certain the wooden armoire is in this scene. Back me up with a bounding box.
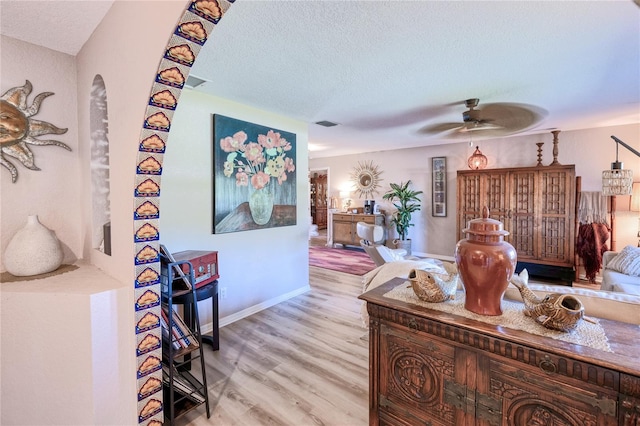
[310,173,328,230]
[457,164,576,285]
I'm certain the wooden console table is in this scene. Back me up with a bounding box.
[332,213,384,247]
[359,277,640,425]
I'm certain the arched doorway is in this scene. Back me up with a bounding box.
[131,1,233,423]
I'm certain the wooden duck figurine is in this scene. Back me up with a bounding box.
[510,269,587,332]
[408,262,459,303]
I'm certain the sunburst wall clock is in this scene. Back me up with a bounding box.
[0,80,71,183]
[351,160,383,199]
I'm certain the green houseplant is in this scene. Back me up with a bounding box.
[382,180,423,247]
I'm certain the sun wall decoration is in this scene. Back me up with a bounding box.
[351,160,383,198]
[0,80,70,183]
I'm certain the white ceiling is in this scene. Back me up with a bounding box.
[0,1,114,56]
[2,0,639,159]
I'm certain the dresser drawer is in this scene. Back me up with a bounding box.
[360,215,377,224]
[332,213,353,222]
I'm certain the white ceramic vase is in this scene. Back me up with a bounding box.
[4,215,63,276]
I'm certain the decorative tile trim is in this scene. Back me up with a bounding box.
[132,0,233,422]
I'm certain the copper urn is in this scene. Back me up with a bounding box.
[455,207,517,315]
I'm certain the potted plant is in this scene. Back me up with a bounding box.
[382,180,423,255]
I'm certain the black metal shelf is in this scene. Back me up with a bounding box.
[160,255,210,424]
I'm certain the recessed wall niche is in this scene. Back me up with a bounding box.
[90,75,112,255]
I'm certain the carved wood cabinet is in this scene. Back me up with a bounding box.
[360,277,640,426]
[310,173,328,230]
[457,165,576,284]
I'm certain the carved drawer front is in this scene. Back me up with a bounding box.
[483,354,619,426]
[379,322,458,425]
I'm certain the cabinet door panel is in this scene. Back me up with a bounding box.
[482,172,510,223]
[316,207,327,229]
[484,357,618,426]
[509,171,537,260]
[457,173,483,241]
[379,322,459,425]
[333,221,353,244]
[539,168,575,264]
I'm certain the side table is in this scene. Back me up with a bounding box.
[172,280,219,351]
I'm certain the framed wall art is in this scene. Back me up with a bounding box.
[212,114,297,234]
[431,157,447,217]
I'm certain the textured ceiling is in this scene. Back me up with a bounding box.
[0,1,114,55]
[2,1,639,159]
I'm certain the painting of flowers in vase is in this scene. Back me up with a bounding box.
[212,114,297,233]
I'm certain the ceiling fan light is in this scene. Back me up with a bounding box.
[468,146,488,170]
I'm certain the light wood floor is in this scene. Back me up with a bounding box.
[179,266,369,425]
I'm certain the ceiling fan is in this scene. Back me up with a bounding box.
[418,98,546,138]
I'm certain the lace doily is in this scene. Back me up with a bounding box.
[383,282,612,353]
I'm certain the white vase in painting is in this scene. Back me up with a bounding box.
[249,186,274,225]
[4,215,63,276]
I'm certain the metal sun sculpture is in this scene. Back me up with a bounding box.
[351,160,383,198]
[0,80,70,183]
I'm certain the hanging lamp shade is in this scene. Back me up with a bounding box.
[602,164,633,196]
[602,136,635,196]
[468,146,488,170]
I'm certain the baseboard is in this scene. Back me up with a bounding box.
[200,285,311,333]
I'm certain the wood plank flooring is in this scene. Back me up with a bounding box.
[179,266,369,425]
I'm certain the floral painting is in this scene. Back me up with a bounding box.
[212,114,297,233]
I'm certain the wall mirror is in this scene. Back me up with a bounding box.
[350,160,383,199]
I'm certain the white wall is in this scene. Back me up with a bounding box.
[0,36,82,268]
[76,0,188,282]
[1,266,132,426]
[2,2,311,422]
[310,123,640,258]
[161,89,310,324]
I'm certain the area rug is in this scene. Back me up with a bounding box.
[309,246,377,276]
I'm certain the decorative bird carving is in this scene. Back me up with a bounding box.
[408,262,459,303]
[510,269,589,332]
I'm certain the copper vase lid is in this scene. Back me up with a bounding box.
[462,206,509,243]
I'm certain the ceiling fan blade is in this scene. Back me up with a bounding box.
[417,122,463,135]
[415,98,547,139]
[458,120,504,133]
[350,102,459,130]
[478,103,547,132]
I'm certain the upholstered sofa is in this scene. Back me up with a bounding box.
[600,246,640,295]
[361,260,640,326]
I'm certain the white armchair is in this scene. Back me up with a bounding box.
[356,221,407,266]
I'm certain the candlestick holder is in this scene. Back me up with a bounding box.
[550,130,561,165]
[536,142,544,166]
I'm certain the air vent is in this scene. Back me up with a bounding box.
[185,75,207,88]
[315,120,339,127]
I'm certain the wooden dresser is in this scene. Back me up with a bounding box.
[360,277,640,426]
[332,213,384,247]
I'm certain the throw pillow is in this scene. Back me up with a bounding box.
[607,245,640,277]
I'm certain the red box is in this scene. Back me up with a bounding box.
[172,250,219,289]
